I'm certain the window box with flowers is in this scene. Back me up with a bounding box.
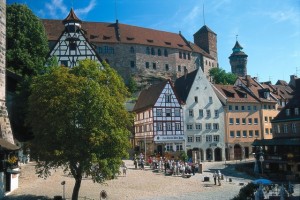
[6,155,19,170]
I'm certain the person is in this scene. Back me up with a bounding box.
[213,171,217,185]
[122,162,127,176]
[217,170,222,186]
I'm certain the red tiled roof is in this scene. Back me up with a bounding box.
[63,8,81,23]
[41,19,211,55]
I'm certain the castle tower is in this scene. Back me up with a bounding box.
[0,0,14,144]
[229,40,248,77]
[193,25,218,62]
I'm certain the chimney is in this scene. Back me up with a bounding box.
[246,75,251,87]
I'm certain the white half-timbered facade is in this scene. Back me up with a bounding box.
[133,80,184,158]
[48,8,101,67]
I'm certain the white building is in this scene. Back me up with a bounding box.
[174,69,225,162]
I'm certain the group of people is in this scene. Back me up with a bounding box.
[213,170,222,186]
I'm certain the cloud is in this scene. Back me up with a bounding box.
[45,0,68,19]
[75,0,97,17]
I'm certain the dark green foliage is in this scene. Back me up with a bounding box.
[127,76,138,94]
[209,68,237,85]
[231,182,257,200]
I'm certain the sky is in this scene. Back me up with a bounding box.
[7,0,300,84]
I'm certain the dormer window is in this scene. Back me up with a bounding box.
[147,39,153,43]
[165,42,171,45]
[286,109,290,116]
[264,91,270,99]
[178,44,183,47]
[103,35,112,40]
[126,37,134,40]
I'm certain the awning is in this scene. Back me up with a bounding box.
[0,139,20,151]
[252,138,300,146]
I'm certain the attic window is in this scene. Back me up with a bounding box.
[103,35,112,40]
[147,39,154,43]
[177,44,184,47]
[165,42,171,45]
[90,35,99,39]
[127,37,134,40]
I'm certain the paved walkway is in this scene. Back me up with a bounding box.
[3,160,300,200]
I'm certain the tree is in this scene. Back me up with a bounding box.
[6,4,49,141]
[127,76,138,94]
[7,4,49,76]
[27,60,132,200]
[209,68,237,85]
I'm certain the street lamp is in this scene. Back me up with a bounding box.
[61,181,66,200]
[144,133,146,161]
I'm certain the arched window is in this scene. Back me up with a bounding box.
[151,47,155,55]
[164,49,168,57]
[130,46,135,53]
[146,47,150,55]
[157,49,161,56]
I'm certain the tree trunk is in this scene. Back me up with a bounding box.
[72,177,82,200]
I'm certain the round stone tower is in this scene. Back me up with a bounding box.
[229,40,248,77]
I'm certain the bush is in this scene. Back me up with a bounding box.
[231,182,257,200]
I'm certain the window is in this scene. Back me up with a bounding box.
[213,123,219,130]
[269,117,272,123]
[145,62,149,68]
[277,125,280,133]
[286,109,290,116]
[166,143,173,151]
[205,123,211,130]
[165,64,169,71]
[130,46,134,53]
[230,131,234,138]
[165,94,171,103]
[187,136,193,142]
[213,135,219,142]
[248,118,252,125]
[152,62,156,69]
[229,118,234,125]
[189,109,194,117]
[156,109,162,116]
[175,109,180,117]
[283,124,288,133]
[130,61,135,68]
[253,106,257,111]
[183,52,186,59]
[206,110,211,118]
[235,106,239,111]
[187,124,193,130]
[243,130,247,137]
[178,65,181,72]
[247,105,251,111]
[157,123,163,131]
[157,49,161,56]
[254,118,258,124]
[264,117,268,123]
[265,128,269,134]
[194,96,198,103]
[229,105,233,111]
[249,130,253,137]
[209,96,213,103]
[195,123,202,130]
[241,106,245,111]
[151,47,155,55]
[292,123,296,133]
[195,136,201,142]
[97,46,102,53]
[188,53,191,60]
[164,49,168,57]
[166,109,171,117]
[236,118,240,125]
[270,128,273,134]
[214,110,219,118]
[236,131,241,137]
[206,135,212,142]
[166,122,172,130]
[69,41,77,50]
[255,130,259,137]
[146,47,150,55]
[199,109,203,117]
[176,144,183,151]
[295,108,299,115]
[61,60,68,67]
[242,118,246,125]
[179,52,182,59]
[175,123,181,130]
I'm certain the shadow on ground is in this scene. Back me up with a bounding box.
[3,195,51,200]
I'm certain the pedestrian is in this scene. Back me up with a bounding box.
[134,159,137,169]
[213,171,217,185]
[191,164,195,175]
[122,162,127,176]
[217,170,222,186]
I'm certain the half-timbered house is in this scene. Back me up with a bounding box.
[133,80,184,159]
[47,8,102,67]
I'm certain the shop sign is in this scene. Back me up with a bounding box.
[154,135,185,142]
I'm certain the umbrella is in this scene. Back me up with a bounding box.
[252,178,272,185]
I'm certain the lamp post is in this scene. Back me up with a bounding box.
[61,181,66,200]
[144,132,146,161]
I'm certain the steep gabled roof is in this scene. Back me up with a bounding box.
[174,69,198,103]
[62,8,81,24]
[133,80,169,112]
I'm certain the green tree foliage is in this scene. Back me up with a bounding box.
[7,4,49,76]
[27,60,132,200]
[231,182,257,200]
[209,68,237,85]
[6,4,49,141]
[127,76,138,94]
